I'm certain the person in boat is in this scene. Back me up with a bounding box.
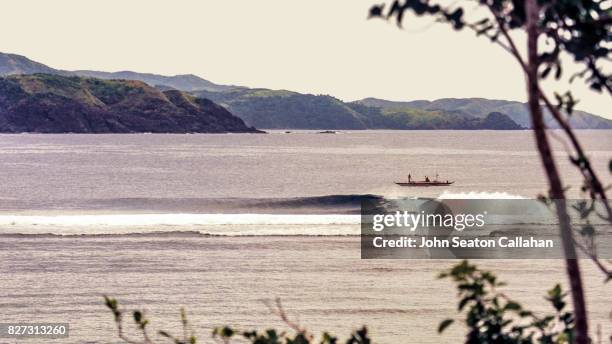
[425,176,430,182]
[408,174,411,182]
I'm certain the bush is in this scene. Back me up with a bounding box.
[104,261,574,344]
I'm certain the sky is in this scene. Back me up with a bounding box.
[1,0,610,117]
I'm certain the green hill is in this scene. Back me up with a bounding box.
[73,70,234,92]
[0,52,232,92]
[195,89,523,130]
[355,97,612,129]
[1,52,610,130]
[194,88,370,129]
[347,103,522,130]
[0,74,259,133]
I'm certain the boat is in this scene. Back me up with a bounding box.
[395,173,454,187]
[395,180,454,186]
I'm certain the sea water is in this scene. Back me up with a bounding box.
[0,130,610,343]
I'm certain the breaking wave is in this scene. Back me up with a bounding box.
[1,191,581,237]
[438,191,525,200]
[0,194,383,214]
[0,213,361,236]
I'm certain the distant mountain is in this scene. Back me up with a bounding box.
[0,52,65,76]
[72,70,234,92]
[0,74,259,133]
[0,52,231,92]
[1,52,610,130]
[194,88,371,129]
[346,102,523,130]
[355,97,612,129]
[196,89,523,130]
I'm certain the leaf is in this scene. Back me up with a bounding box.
[222,326,234,337]
[449,8,465,29]
[321,332,338,344]
[580,224,594,237]
[504,301,522,311]
[540,66,552,78]
[368,4,385,18]
[554,64,562,80]
[104,296,117,311]
[133,311,142,323]
[458,297,471,311]
[548,284,562,299]
[438,319,454,333]
[388,1,405,27]
[476,24,493,35]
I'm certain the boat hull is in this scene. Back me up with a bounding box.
[395,181,454,187]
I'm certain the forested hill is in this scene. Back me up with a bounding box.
[2,52,610,130]
[354,97,612,129]
[0,74,260,133]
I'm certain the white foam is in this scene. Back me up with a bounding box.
[438,191,525,200]
[0,213,361,236]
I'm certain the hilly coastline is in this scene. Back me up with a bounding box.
[1,52,611,131]
[73,70,234,93]
[194,88,523,130]
[355,98,612,129]
[0,74,259,133]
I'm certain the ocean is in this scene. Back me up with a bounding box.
[0,130,611,343]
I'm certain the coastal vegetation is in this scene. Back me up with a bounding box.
[1,52,610,131]
[371,0,611,342]
[103,261,579,344]
[355,98,611,129]
[0,74,259,133]
[194,87,611,130]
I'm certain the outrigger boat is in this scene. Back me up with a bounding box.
[395,173,454,187]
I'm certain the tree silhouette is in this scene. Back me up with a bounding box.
[370,1,610,342]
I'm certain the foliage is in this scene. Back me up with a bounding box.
[104,295,371,344]
[104,261,582,344]
[354,97,612,129]
[438,260,575,344]
[194,87,539,129]
[369,2,611,342]
[378,107,523,129]
[368,0,612,226]
[369,0,610,96]
[0,74,258,133]
[194,88,371,129]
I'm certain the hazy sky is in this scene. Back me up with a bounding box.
[1,0,610,117]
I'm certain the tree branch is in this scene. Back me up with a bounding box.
[486,5,612,281]
[525,0,589,342]
[573,239,612,281]
[265,298,310,338]
[486,5,529,75]
[536,88,612,220]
